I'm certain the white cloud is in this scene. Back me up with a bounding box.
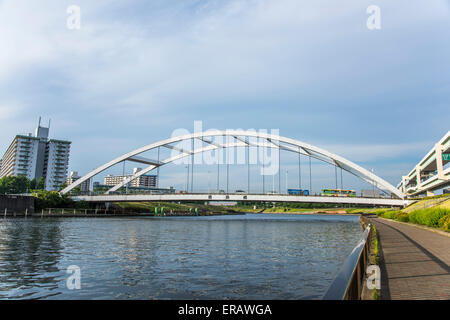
[0,0,448,188]
[320,141,434,162]
[0,101,24,120]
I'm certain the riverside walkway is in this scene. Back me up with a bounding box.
[368,216,450,300]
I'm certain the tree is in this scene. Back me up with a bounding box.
[32,190,74,210]
[37,177,45,190]
[29,178,37,190]
[0,176,30,194]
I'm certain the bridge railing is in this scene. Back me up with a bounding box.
[71,190,393,200]
[322,222,372,300]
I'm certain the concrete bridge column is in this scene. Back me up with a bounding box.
[416,165,422,191]
[435,143,445,180]
[401,176,408,193]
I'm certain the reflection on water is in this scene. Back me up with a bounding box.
[0,214,362,299]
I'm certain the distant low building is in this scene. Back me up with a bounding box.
[208,201,238,206]
[104,167,157,188]
[361,189,381,198]
[93,182,174,194]
[66,171,90,192]
[444,189,450,194]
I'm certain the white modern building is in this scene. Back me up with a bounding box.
[0,119,71,191]
[398,131,450,196]
[104,167,157,189]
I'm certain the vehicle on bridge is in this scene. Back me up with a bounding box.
[287,189,302,195]
[321,189,356,197]
[287,189,309,196]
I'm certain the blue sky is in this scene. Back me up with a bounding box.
[0,0,449,193]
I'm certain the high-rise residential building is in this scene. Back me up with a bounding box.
[66,171,90,192]
[0,119,71,191]
[104,167,157,189]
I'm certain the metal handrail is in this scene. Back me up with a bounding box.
[322,223,372,300]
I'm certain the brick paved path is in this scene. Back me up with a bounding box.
[369,216,450,300]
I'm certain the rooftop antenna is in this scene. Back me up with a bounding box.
[38,116,41,127]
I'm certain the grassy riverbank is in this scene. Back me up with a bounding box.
[372,195,450,233]
[229,203,373,214]
[112,202,373,215]
[113,202,242,215]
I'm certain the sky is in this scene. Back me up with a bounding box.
[0,0,449,193]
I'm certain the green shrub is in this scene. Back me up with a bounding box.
[438,215,450,232]
[394,211,409,222]
[409,208,450,228]
[372,208,390,216]
[372,225,379,265]
[373,289,379,300]
[382,210,399,219]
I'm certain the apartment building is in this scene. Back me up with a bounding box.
[0,119,71,191]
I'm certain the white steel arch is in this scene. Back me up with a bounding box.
[61,130,405,199]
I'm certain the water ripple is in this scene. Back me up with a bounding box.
[0,214,361,299]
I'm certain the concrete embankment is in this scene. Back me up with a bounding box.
[16,209,245,218]
[0,195,34,216]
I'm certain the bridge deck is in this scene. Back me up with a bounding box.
[73,193,409,207]
[369,216,450,300]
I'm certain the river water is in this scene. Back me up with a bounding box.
[0,213,362,299]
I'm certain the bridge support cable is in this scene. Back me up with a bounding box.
[60,130,406,199]
[191,138,194,192]
[157,147,160,188]
[186,164,189,192]
[298,147,302,191]
[247,137,250,194]
[309,155,312,193]
[278,145,281,194]
[217,157,220,192]
[335,165,338,189]
[341,167,343,190]
[226,136,229,193]
[262,138,265,194]
[121,160,127,194]
[285,170,288,194]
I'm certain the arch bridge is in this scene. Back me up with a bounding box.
[62,130,407,206]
